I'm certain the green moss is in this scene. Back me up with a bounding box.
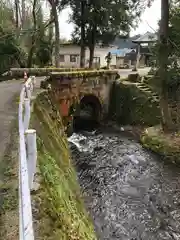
[143,75,160,92]
[140,126,180,163]
[50,70,117,79]
[108,81,161,126]
[10,68,117,78]
[10,68,93,77]
[32,91,96,240]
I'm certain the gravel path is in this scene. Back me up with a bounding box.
[0,80,23,161]
[0,77,43,239]
[0,77,43,161]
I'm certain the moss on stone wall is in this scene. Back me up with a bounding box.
[10,68,92,78]
[108,81,161,126]
[10,68,118,78]
[31,91,96,240]
[143,75,160,92]
[49,70,118,79]
[127,73,140,83]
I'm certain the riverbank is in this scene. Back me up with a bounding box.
[104,122,180,164]
[108,79,180,164]
[141,126,180,164]
[31,91,96,239]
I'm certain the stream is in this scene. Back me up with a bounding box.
[68,127,180,240]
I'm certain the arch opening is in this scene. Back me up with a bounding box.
[73,94,102,132]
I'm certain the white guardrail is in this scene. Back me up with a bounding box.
[19,76,37,240]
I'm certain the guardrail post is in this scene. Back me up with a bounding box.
[25,84,31,99]
[32,76,36,87]
[25,129,37,189]
[19,76,36,239]
[24,98,31,131]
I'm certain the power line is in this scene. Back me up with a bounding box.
[145,20,180,52]
[0,18,54,41]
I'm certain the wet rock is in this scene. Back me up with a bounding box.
[94,146,103,151]
[128,154,139,164]
[171,233,180,240]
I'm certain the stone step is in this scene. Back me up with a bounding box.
[148,95,159,101]
[137,85,152,91]
[152,94,159,98]
[141,88,152,92]
[151,99,159,103]
[152,96,159,100]
[138,86,151,90]
[144,91,153,94]
[136,83,159,101]
[139,88,154,94]
[137,84,152,89]
[136,84,147,88]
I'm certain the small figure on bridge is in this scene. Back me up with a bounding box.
[24,71,28,82]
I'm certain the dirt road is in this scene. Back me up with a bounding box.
[0,77,43,161]
[0,80,23,161]
[0,77,43,239]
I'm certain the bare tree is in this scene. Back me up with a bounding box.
[48,0,60,67]
[80,0,86,68]
[27,0,37,67]
[21,0,25,28]
[15,0,19,29]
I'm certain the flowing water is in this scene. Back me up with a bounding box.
[68,127,180,240]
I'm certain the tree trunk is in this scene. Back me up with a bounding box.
[48,10,54,65]
[80,0,86,68]
[27,0,37,68]
[21,0,25,29]
[89,44,95,68]
[51,2,60,68]
[159,0,174,131]
[15,0,19,29]
[176,86,180,128]
[88,26,96,68]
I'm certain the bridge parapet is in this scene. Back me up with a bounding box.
[44,69,118,129]
[10,67,93,78]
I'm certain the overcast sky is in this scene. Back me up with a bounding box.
[59,0,161,39]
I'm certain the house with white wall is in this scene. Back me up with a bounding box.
[110,48,137,68]
[56,43,117,68]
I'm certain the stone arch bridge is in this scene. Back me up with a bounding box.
[44,70,118,131]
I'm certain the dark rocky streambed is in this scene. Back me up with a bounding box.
[68,127,180,240]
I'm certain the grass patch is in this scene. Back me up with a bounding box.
[141,125,180,164]
[31,91,96,239]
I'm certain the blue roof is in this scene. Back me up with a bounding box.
[110,48,134,57]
